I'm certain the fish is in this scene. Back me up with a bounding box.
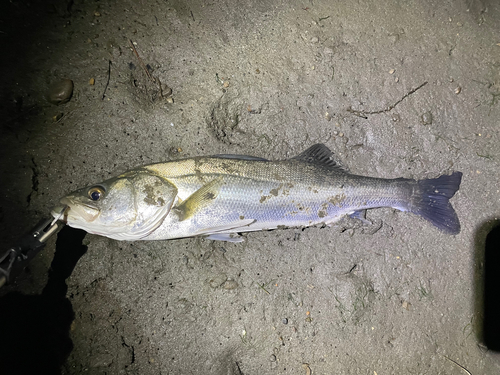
[51,144,462,242]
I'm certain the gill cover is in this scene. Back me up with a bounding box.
[109,171,178,240]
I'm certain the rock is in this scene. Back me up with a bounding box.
[47,79,74,105]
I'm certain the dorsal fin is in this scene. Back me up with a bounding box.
[292,144,348,171]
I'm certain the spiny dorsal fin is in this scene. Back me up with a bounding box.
[292,144,348,171]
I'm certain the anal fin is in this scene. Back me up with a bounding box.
[348,210,371,225]
[193,219,256,237]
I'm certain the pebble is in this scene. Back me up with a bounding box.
[455,87,462,94]
[89,78,95,85]
[421,111,433,125]
[282,318,288,324]
[47,79,74,105]
[270,355,277,362]
[311,37,319,43]
[52,113,63,122]
[389,69,395,74]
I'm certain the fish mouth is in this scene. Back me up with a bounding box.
[51,197,100,223]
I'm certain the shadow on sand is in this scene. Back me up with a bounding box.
[0,227,87,375]
[474,219,500,352]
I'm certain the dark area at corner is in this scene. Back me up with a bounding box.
[0,227,86,375]
[484,222,500,351]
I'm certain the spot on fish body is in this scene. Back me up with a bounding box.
[260,195,271,203]
[328,194,346,207]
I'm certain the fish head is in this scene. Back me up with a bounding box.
[51,171,178,240]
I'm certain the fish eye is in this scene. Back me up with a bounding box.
[88,186,105,201]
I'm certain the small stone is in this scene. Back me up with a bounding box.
[338,132,344,137]
[166,97,174,103]
[163,86,173,97]
[311,37,319,43]
[89,78,95,85]
[94,11,101,17]
[270,355,277,362]
[282,318,288,324]
[52,113,63,122]
[47,79,74,105]
[402,300,411,310]
[223,81,229,88]
[389,69,395,74]
[421,111,433,125]
[324,112,332,121]
[455,87,461,94]
[394,77,399,83]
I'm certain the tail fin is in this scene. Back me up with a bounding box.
[410,172,462,234]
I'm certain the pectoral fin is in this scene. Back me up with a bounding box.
[177,178,223,221]
[193,218,256,239]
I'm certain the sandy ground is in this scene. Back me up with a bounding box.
[1,0,500,374]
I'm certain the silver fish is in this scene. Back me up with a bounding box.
[51,144,462,242]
